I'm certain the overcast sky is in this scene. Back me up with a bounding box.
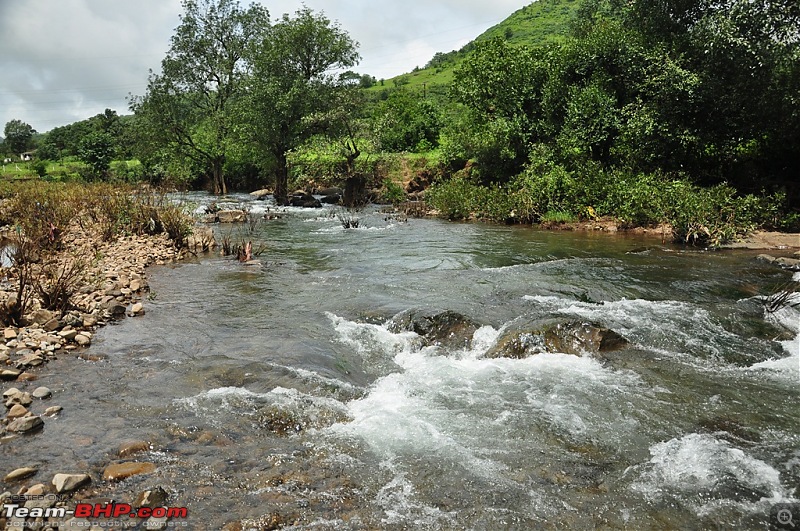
[0,0,532,134]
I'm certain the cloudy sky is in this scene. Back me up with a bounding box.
[0,0,532,134]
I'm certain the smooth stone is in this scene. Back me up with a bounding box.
[74,334,91,347]
[32,386,52,399]
[7,415,44,433]
[4,467,38,482]
[102,462,157,482]
[44,405,63,416]
[52,473,91,493]
[7,404,28,419]
[24,484,46,496]
[3,328,17,340]
[0,368,22,381]
[2,387,21,399]
[58,329,78,341]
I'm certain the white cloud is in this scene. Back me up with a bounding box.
[0,0,531,132]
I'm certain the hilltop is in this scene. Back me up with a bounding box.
[367,0,581,96]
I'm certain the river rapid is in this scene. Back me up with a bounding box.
[6,193,799,530]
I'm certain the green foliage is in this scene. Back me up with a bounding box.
[78,131,115,179]
[381,178,406,206]
[3,119,36,154]
[373,92,442,152]
[427,177,481,221]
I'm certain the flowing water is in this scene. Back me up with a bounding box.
[3,193,799,530]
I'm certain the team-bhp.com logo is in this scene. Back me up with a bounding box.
[2,501,188,520]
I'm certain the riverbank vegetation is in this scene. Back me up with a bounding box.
[1,0,798,245]
[0,181,193,327]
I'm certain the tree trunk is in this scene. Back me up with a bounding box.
[212,158,227,195]
[274,152,289,206]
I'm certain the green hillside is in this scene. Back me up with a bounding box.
[368,0,581,95]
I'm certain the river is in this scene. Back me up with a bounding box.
[5,192,799,530]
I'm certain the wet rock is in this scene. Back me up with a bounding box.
[134,486,169,509]
[2,387,21,400]
[102,462,157,482]
[44,406,63,417]
[217,210,248,223]
[32,386,52,399]
[7,404,28,419]
[486,320,628,359]
[320,194,341,205]
[119,440,152,458]
[5,391,32,407]
[7,415,43,433]
[698,417,762,443]
[250,189,272,200]
[52,473,91,493]
[289,193,322,208]
[485,331,546,359]
[16,372,37,382]
[129,302,144,317]
[105,301,127,318]
[4,467,37,482]
[775,257,800,270]
[387,309,480,349]
[543,320,628,355]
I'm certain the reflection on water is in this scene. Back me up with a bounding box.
[2,193,798,530]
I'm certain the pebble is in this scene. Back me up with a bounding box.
[7,404,28,419]
[32,386,52,399]
[52,473,91,493]
[0,368,22,381]
[4,467,38,482]
[44,405,63,416]
[74,334,91,347]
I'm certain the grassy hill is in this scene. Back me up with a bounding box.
[367,0,581,96]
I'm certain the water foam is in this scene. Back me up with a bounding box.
[524,295,752,364]
[750,296,800,379]
[326,313,649,473]
[631,433,790,514]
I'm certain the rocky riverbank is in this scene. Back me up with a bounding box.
[0,220,188,529]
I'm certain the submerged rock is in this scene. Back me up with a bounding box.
[387,309,480,349]
[103,462,157,482]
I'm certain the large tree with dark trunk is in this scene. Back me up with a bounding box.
[241,7,359,205]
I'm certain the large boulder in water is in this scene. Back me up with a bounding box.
[486,319,628,359]
[387,310,479,349]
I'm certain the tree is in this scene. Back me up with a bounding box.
[3,119,36,155]
[130,0,269,194]
[242,7,359,205]
[78,131,115,179]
